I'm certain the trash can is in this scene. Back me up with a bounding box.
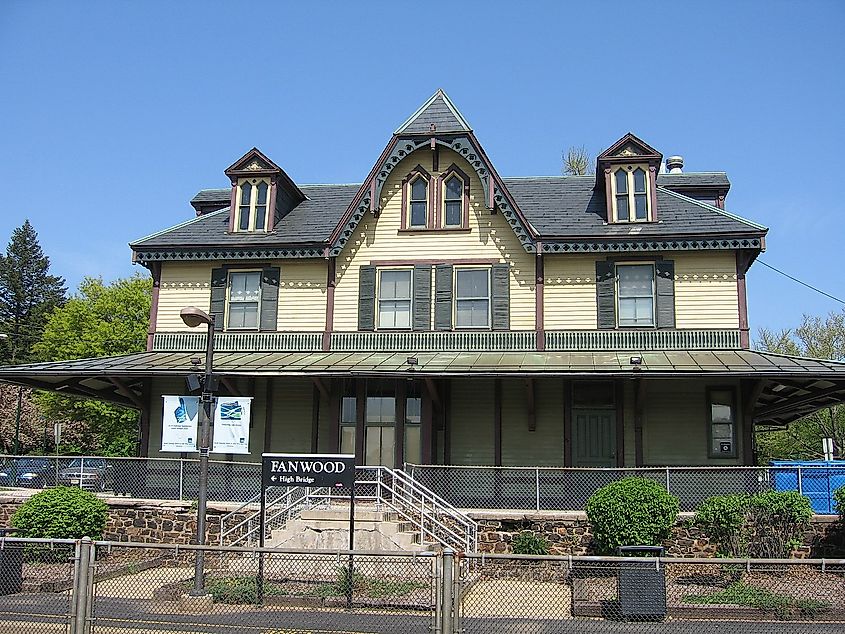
[0,529,23,595]
[616,545,666,621]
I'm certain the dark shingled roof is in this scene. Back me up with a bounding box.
[132,173,764,251]
[132,184,359,248]
[658,172,730,190]
[502,176,764,238]
[395,90,472,134]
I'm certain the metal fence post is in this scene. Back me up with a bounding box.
[797,467,803,495]
[535,468,540,511]
[441,548,455,634]
[80,456,85,490]
[72,537,93,634]
[179,459,184,501]
[665,467,670,494]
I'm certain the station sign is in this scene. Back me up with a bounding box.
[261,453,355,489]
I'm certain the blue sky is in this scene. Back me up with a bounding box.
[1,0,843,336]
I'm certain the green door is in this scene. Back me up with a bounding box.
[572,409,616,467]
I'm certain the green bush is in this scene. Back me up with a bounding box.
[747,490,812,558]
[586,478,679,555]
[834,485,845,522]
[694,494,751,557]
[11,486,108,540]
[511,531,549,555]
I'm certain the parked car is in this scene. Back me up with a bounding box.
[9,458,58,488]
[57,458,114,492]
[0,460,15,487]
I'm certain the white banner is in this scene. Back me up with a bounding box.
[161,396,200,452]
[212,396,252,454]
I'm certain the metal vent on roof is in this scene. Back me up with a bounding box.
[666,156,684,173]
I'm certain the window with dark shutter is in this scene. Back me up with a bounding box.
[209,268,227,331]
[434,264,453,330]
[595,261,616,329]
[259,267,280,332]
[358,266,376,331]
[413,265,432,331]
[655,260,676,329]
[491,263,510,331]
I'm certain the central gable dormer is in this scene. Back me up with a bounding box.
[224,148,306,233]
[596,133,662,224]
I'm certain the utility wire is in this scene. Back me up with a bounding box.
[757,259,845,305]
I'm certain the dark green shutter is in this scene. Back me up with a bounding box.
[491,263,510,331]
[260,267,280,332]
[655,260,676,329]
[358,266,376,331]
[210,268,227,331]
[434,264,453,330]
[413,265,432,331]
[596,261,616,330]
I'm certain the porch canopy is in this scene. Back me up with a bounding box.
[1,349,844,427]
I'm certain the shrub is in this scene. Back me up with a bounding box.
[747,490,812,558]
[834,485,845,522]
[511,531,549,555]
[694,494,752,557]
[11,486,108,540]
[586,477,679,554]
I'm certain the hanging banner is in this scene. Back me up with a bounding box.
[212,396,252,454]
[161,395,200,452]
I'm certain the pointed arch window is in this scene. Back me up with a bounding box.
[444,175,463,227]
[236,178,271,232]
[410,177,428,227]
[401,165,433,230]
[611,165,652,222]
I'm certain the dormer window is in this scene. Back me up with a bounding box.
[401,165,433,230]
[236,178,270,232]
[444,175,463,227]
[611,166,651,222]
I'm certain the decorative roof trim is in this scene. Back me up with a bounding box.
[134,246,325,262]
[541,237,764,254]
[394,88,472,134]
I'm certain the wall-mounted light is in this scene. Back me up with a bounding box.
[629,356,642,365]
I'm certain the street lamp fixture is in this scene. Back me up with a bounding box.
[179,307,215,596]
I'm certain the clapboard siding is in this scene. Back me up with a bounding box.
[543,256,597,329]
[277,261,327,331]
[449,378,495,465]
[333,147,535,331]
[501,379,564,466]
[674,252,739,328]
[157,263,213,331]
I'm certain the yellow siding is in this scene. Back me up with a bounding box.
[333,147,535,331]
[157,263,212,331]
[277,261,327,331]
[542,252,739,330]
[674,252,739,328]
[543,256,598,329]
[156,261,327,332]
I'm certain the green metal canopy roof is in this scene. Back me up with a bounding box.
[1,349,844,427]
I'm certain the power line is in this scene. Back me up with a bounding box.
[757,259,845,305]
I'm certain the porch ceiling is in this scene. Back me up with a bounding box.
[1,349,844,425]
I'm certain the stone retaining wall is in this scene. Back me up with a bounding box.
[0,494,250,545]
[470,511,845,558]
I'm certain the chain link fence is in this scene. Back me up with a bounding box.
[1,538,844,633]
[457,553,845,633]
[0,455,261,504]
[408,464,845,512]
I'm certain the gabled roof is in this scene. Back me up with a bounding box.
[597,132,663,162]
[395,89,473,134]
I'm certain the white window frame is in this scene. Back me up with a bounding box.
[235,177,271,232]
[610,165,652,223]
[453,266,491,330]
[407,174,429,228]
[376,267,413,330]
[615,262,655,328]
[225,270,262,330]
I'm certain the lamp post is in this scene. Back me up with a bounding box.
[179,307,216,596]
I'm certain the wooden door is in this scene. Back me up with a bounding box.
[572,408,616,467]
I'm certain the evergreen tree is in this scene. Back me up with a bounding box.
[0,220,67,364]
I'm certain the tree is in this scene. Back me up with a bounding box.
[562,145,594,176]
[33,274,152,455]
[0,220,67,364]
[755,309,845,462]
